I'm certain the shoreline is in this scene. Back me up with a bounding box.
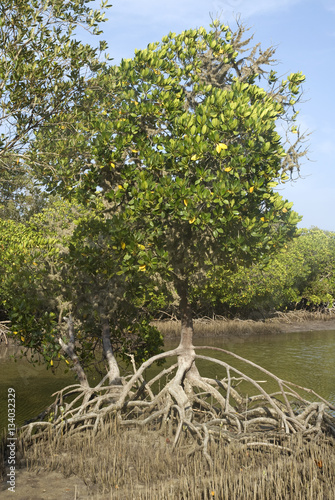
[2,315,335,349]
[276,318,335,333]
[154,315,335,341]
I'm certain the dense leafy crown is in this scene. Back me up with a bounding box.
[0,0,109,167]
[33,22,305,283]
[0,16,311,372]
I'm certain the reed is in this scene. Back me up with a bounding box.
[269,310,335,323]
[21,420,335,499]
[154,319,280,340]
[154,310,335,340]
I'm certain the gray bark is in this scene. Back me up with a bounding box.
[101,317,121,385]
[59,316,89,388]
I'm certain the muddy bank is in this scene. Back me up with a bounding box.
[1,313,335,499]
[277,318,335,333]
[0,469,89,500]
[154,313,335,341]
[2,427,335,500]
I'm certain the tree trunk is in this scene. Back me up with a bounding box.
[101,316,121,385]
[175,279,198,379]
[59,317,89,388]
[176,278,194,350]
[168,278,199,421]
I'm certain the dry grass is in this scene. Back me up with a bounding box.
[17,420,335,499]
[154,319,281,340]
[269,310,335,324]
[154,310,335,340]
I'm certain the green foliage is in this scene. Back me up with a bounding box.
[2,19,311,365]
[286,228,335,308]
[0,166,53,221]
[0,200,163,373]
[34,23,304,296]
[196,228,335,316]
[0,217,59,360]
[0,0,109,172]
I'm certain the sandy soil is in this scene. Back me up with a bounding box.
[0,469,95,500]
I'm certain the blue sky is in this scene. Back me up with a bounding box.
[88,0,335,231]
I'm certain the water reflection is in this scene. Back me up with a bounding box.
[0,345,75,430]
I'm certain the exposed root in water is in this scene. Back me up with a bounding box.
[20,346,335,462]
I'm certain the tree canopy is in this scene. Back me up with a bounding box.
[31,21,305,349]
[0,0,110,220]
[193,227,335,318]
[0,199,163,384]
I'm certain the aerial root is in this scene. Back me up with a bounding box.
[19,346,335,462]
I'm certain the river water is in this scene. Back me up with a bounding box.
[1,329,334,431]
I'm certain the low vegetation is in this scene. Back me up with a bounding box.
[7,421,334,499]
[154,310,335,340]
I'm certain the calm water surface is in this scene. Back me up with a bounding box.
[0,347,76,431]
[1,329,334,430]
[196,329,335,404]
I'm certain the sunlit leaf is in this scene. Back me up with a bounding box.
[216,143,228,153]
